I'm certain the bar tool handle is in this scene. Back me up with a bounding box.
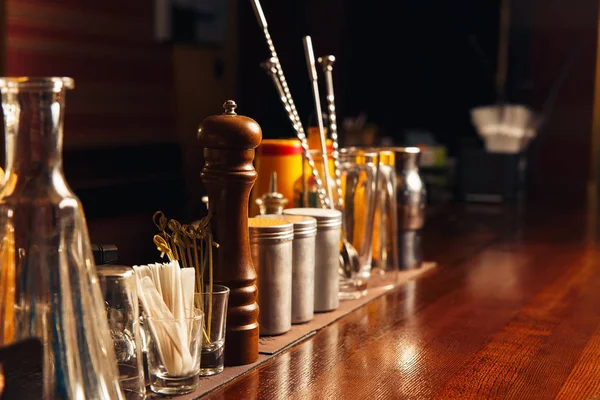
[303,36,318,82]
[318,55,344,209]
[251,0,330,208]
[250,0,268,30]
[259,57,329,208]
[303,35,334,208]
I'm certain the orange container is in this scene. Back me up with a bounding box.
[250,139,304,217]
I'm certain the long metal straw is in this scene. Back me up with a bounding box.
[303,36,334,208]
[251,0,330,209]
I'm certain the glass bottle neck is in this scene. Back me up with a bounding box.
[3,90,66,178]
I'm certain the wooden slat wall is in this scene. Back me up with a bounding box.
[592,2,600,195]
[173,0,239,220]
[0,0,5,75]
[4,0,183,264]
[528,0,600,199]
[5,0,176,149]
[3,0,241,264]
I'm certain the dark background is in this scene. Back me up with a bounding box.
[238,0,504,156]
[1,0,597,264]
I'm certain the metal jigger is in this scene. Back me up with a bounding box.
[255,172,288,215]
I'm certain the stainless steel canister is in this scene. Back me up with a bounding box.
[257,214,317,323]
[390,147,426,270]
[283,208,342,312]
[248,217,294,335]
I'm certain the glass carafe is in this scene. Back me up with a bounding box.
[0,77,123,399]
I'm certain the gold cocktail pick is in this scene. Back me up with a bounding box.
[153,235,174,260]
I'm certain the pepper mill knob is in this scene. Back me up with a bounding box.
[223,100,237,115]
[198,100,261,366]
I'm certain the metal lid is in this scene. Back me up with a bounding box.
[248,217,294,242]
[282,208,342,229]
[257,139,304,156]
[256,214,317,238]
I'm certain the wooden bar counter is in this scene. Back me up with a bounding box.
[198,201,600,399]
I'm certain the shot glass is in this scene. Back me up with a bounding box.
[143,311,204,395]
[97,266,146,399]
[195,285,230,376]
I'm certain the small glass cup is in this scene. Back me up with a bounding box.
[144,311,204,395]
[97,266,146,399]
[195,285,230,376]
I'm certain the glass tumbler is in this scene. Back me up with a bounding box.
[339,148,379,298]
[195,285,230,376]
[97,266,146,399]
[370,150,400,285]
[144,311,204,395]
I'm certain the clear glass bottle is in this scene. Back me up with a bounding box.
[0,77,123,399]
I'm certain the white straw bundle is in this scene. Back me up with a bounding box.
[133,261,197,375]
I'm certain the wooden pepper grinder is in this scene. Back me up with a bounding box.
[198,100,261,365]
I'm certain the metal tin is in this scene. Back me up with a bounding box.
[248,217,294,335]
[389,147,426,270]
[257,214,317,323]
[283,208,341,312]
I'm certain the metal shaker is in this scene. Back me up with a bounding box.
[257,214,317,323]
[283,208,341,312]
[248,217,294,335]
[390,147,426,270]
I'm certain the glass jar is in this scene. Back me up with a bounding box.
[0,77,123,399]
[292,147,337,208]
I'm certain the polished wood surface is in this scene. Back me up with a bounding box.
[198,101,262,366]
[200,202,600,399]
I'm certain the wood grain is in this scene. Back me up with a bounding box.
[191,203,600,399]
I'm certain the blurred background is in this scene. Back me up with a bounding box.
[0,0,596,263]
